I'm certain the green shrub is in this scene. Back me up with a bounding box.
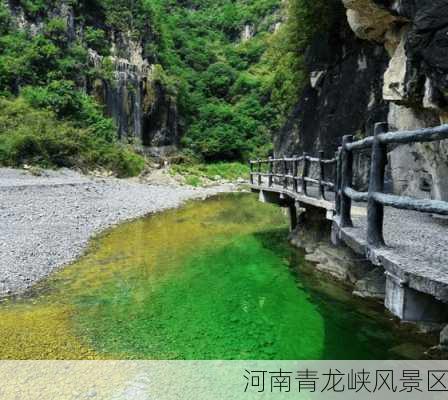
[0,97,145,177]
[22,81,82,118]
[44,18,68,46]
[184,175,201,187]
[0,1,11,35]
[203,62,237,98]
[84,27,110,56]
[16,0,54,17]
[22,81,116,142]
[171,161,249,184]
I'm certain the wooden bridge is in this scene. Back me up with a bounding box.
[250,122,448,323]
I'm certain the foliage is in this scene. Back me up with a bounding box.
[170,161,249,186]
[44,17,69,46]
[0,0,337,173]
[14,0,57,17]
[0,97,144,177]
[0,1,11,35]
[83,26,110,56]
[0,29,89,93]
[263,0,338,123]
[144,0,336,162]
[22,80,116,142]
[145,0,282,161]
[0,0,145,176]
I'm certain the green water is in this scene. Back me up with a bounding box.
[0,193,432,359]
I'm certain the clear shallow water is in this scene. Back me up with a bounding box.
[0,193,433,359]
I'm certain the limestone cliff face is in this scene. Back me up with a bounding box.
[89,49,179,156]
[7,1,179,156]
[276,0,448,200]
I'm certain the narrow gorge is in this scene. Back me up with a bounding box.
[1,0,448,364]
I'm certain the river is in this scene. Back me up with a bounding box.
[0,193,433,359]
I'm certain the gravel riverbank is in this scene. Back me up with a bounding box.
[0,168,238,297]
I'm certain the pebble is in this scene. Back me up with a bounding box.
[0,168,236,297]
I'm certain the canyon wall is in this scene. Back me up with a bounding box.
[276,0,448,200]
[7,1,179,156]
[88,48,179,157]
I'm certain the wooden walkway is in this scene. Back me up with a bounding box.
[250,122,448,322]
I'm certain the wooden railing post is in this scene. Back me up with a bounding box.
[367,123,388,247]
[283,157,288,189]
[318,150,325,199]
[268,157,273,187]
[292,155,298,192]
[257,159,262,186]
[335,149,342,215]
[302,152,309,195]
[340,136,353,227]
[250,161,254,185]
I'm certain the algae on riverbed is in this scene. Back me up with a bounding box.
[0,194,432,359]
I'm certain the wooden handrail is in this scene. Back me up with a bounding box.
[249,150,337,200]
[250,121,448,251]
[373,192,448,215]
[339,121,448,248]
[344,124,448,152]
[343,187,368,202]
[249,155,338,164]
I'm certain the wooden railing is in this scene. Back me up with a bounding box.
[249,152,337,200]
[251,122,448,248]
[338,122,448,247]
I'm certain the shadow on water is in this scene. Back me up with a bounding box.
[253,229,436,360]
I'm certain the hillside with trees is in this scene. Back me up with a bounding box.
[0,0,329,177]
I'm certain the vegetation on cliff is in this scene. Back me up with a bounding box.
[151,0,335,162]
[0,97,144,177]
[266,0,336,119]
[146,0,281,161]
[0,0,147,176]
[0,0,333,176]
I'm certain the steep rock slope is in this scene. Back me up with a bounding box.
[275,10,389,159]
[276,0,448,199]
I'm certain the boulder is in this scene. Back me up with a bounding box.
[343,0,404,41]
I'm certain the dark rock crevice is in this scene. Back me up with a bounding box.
[275,6,389,159]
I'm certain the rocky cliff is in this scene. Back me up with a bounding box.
[88,49,179,156]
[6,1,179,156]
[276,0,448,200]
